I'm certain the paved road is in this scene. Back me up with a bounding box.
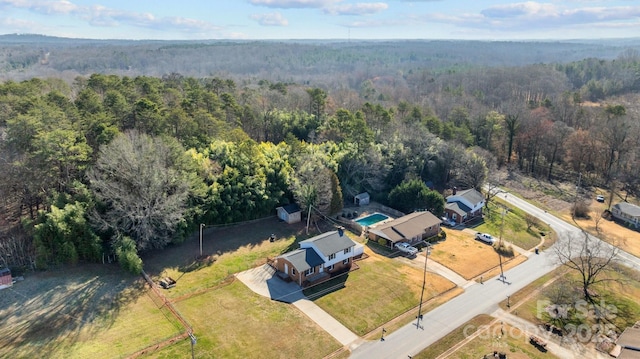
[350,190,640,359]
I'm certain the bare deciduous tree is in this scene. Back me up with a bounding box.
[553,231,620,303]
[524,213,540,230]
[88,131,190,252]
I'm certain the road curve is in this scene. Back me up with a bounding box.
[349,190,640,358]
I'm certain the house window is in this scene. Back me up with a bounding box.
[344,247,351,254]
[291,268,296,275]
[305,267,314,276]
[343,258,349,265]
[328,253,336,260]
[326,264,334,271]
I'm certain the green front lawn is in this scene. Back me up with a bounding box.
[158,235,297,300]
[476,200,553,250]
[304,250,457,336]
[148,281,341,359]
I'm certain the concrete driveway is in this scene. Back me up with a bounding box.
[236,264,360,346]
[236,264,304,303]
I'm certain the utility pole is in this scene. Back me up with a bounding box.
[306,204,312,235]
[199,223,205,257]
[189,332,197,359]
[498,207,506,281]
[416,244,431,330]
[573,172,582,219]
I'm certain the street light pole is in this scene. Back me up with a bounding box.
[416,244,431,330]
[199,223,205,258]
[498,207,506,281]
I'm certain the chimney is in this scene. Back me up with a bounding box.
[453,187,457,195]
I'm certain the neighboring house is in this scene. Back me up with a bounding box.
[611,202,640,228]
[444,188,485,224]
[367,211,441,248]
[354,192,370,206]
[0,268,12,290]
[610,325,640,358]
[276,204,302,224]
[274,229,363,287]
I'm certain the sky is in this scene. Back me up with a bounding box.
[0,0,638,41]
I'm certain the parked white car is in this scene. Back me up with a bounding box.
[475,233,495,245]
[596,195,605,203]
[395,242,418,256]
[441,216,456,227]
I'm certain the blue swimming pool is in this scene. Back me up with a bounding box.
[354,213,390,226]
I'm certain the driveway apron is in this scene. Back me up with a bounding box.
[236,264,359,346]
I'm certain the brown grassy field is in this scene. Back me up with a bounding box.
[562,199,640,258]
[502,173,640,257]
[430,229,527,280]
[0,265,183,359]
[446,321,561,359]
[0,218,337,359]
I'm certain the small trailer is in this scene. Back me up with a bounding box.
[159,277,176,289]
[529,335,547,350]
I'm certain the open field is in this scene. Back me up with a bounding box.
[147,280,341,359]
[1,217,336,358]
[412,314,495,359]
[304,246,457,336]
[446,320,561,359]
[503,265,640,335]
[0,265,183,359]
[564,199,640,258]
[431,229,527,280]
[502,173,640,257]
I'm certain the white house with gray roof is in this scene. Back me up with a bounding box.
[444,188,485,224]
[611,202,640,228]
[274,230,363,287]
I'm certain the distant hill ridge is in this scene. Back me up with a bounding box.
[1,33,639,83]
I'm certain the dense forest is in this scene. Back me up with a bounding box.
[1,36,639,272]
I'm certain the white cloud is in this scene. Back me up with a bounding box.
[481,2,558,18]
[251,12,289,26]
[249,0,339,9]
[325,2,388,16]
[0,0,221,33]
[0,0,79,14]
[421,2,640,31]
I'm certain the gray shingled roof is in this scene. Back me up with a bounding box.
[369,211,441,243]
[448,188,484,206]
[613,202,640,217]
[300,230,356,257]
[446,202,470,215]
[618,327,640,351]
[279,203,300,214]
[278,248,324,272]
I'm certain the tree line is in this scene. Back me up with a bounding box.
[0,49,639,271]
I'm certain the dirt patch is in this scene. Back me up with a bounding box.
[563,203,640,257]
[430,229,524,280]
[503,171,640,257]
[503,171,575,213]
